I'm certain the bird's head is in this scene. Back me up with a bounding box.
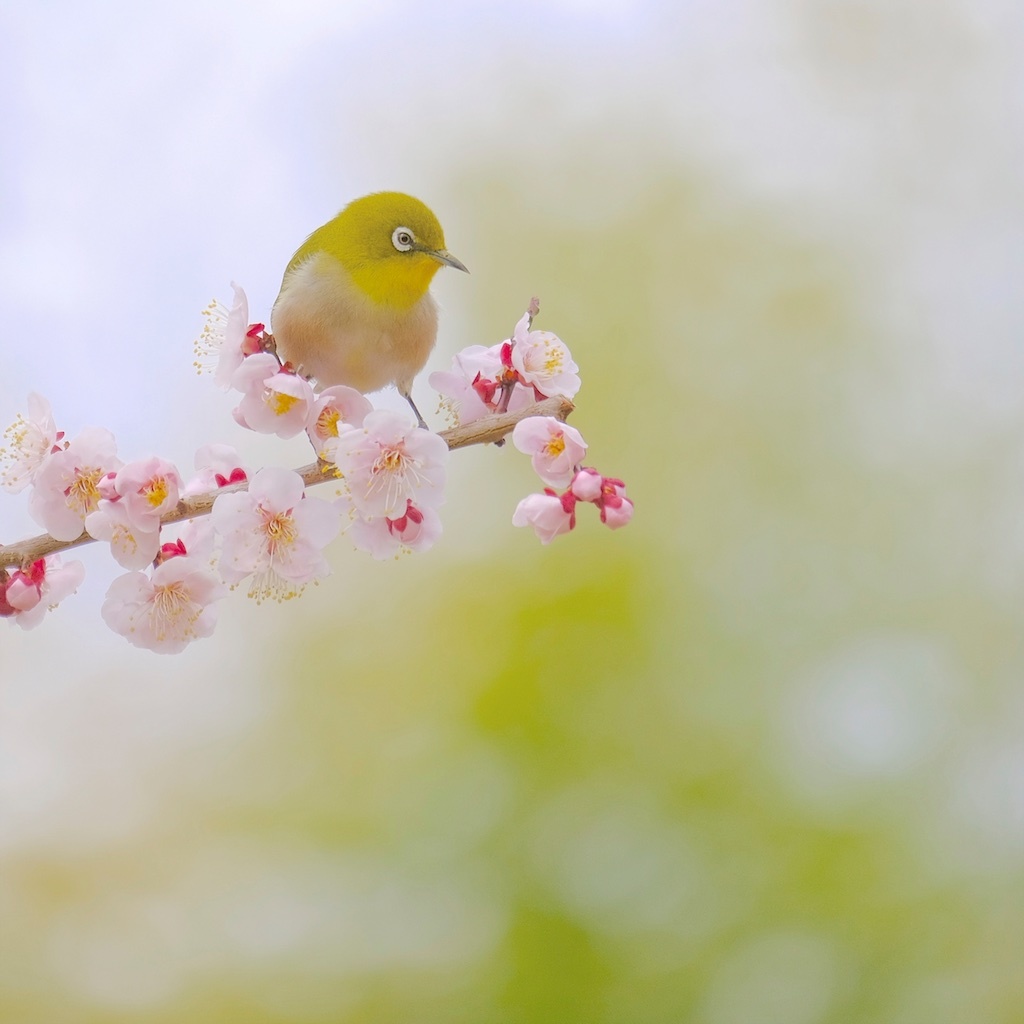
[309,191,468,310]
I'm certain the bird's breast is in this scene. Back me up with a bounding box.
[271,253,439,394]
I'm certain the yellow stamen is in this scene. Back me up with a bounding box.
[543,343,564,374]
[152,581,201,641]
[316,407,341,439]
[65,467,103,516]
[262,509,297,553]
[113,523,138,558]
[270,391,300,416]
[376,447,405,473]
[193,299,227,375]
[144,476,169,508]
[544,434,566,457]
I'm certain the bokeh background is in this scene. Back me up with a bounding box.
[3,1,1024,1021]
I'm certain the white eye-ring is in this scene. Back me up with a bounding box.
[392,226,415,252]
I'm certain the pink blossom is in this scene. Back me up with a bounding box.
[168,515,217,563]
[152,512,217,568]
[512,490,576,544]
[101,556,227,653]
[595,476,634,529]
[181,443,249,497]
[570,467,604,503]
[429,344,505,425]
[307,385,373,457]
[110,456,183,530]
[509,314,580,399]
[29,426,122,541]
[211,467,341,602]
[97,471,119,501]
[194,282,264,387]
[349,501,443,560]
[570,468,635,529]
[232,354,316,439]
[330,410,448,519]
[512,416,588,489]
[1,555,85,629]
[81,457,181,569]
[1,392,63,493]
[602,499,634,529]
[85,499,162,569]
[429,344,534,426]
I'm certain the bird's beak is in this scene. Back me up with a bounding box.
[428,248,469,273]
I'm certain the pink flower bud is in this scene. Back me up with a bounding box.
[570,467,603,503]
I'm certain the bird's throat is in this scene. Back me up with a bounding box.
[349,255,441,310]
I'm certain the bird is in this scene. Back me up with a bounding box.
[271,191,468,429]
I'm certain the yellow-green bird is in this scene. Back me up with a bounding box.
[272,191,468,428]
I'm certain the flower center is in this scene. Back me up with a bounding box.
[270,391,300,416]
[316,407,341,439]
[64,466,103,516]
[152,581,200,639]
[544,434,566,457]
[364,441,431,516]
[374,444,406,475]
[261,507,297,553]
[143,476,169,508]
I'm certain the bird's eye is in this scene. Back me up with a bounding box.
[392,227,415,252]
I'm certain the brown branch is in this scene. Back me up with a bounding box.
[0,396,574,570]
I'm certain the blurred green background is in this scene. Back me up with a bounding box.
[3,1,1024,1022]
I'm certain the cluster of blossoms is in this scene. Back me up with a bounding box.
[1,287,631,652]
[197,284,450,560]
[0,396,335,651]
[430,302,633,543]
[430,301,581,423]
[509,419,633,543]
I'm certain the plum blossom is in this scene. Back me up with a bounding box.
[0,393,63,493]
[512,462,633,544]
[86,498,162,569]
[430,303,578,425]
[307,385,372,458]
[181,443,249,497]
[153,510,218,572]
[101,555,227,653]
[83,456,182,569]
[569,467,604,503]
[29,426,122,541]
[232,353,316,439]
[509,313,580,399]
[329,410,448,519]
[570,469,635,529]
[512,416,588,489]
[429,344,503,422]
[111,457,182,528]
[175,514,218,562]
[212,467,341,602]
[430,343,536,427]
[512,490,576,544]
[349,500,443,560]
[157,511,217,565]
[594,475,633,529]
[429,344,526,426]
[1,555,85,629]
[195,282,264,387]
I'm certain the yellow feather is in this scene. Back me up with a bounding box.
[271,192,466,425]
